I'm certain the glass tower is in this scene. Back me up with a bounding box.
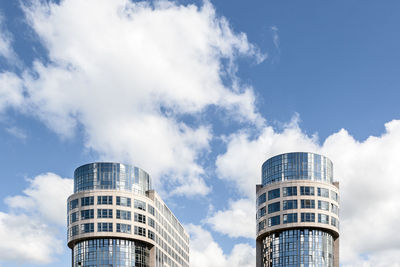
[256,153,340,267]
[67,162,190,267]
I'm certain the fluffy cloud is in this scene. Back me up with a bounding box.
[0,173,72,263]
[214,118,400,266]
[186,224,255,267]
[0,0,265,197]
[0,15,18,64]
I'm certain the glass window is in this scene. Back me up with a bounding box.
[317,188,329,198]
[98,222,113,232]
[70,225,79,236]
[283,213,298,224]
[116,223,131,233]
[134,199,146,211]
[116,210,131,220]
[331,203,338,215]
[97,195,112,205]
[283,200,297,210]
[81,223,94,233]
[301,199,315,209]
[71,211,79,223]
[300,186,314,196]
[80,209,94,220]
[81,196,94,206]
[283,186,297,197]
[318,214,329,224]
[318,200,329,211]
[258,206,266,218]
[331,217,337,227]
[268,215,280,226]
[97,209,113,218]
[301,213,315,222]
[116,196,131,207]
[331,191,339,202]
[268,188,280,200]
[70,199,79,210]
[268,202,280,214]
[257,193,266,206]
[148,230,155,240]
[148,204,155,216]
[148,217,155,228]
[134,226,146,237]
[134,213,146,224]
[258,220,266,231]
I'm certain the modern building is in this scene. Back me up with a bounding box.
[256,152,339,267]
[67,162,190,267]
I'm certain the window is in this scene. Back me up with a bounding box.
[301,199,315,209]
[268,202,280,214]
[268,188,280,200]
[116,223,131,233]
[331,191,339,202]
[148,204,155,216]
[81,196,94,206]
[97,209,113,218]
[134,200,146,211]
[80,209,94,220]
[301,213,315,222]
[283,186,297,197]
[97,196,112,205]
[317,188,329,198]
[331,204,338,215]
[300,186,314,196]
[148,217,155,228]
[258,206,266,218]
[70,199,79,210]
[318,200,329,211]
[71,212,79,223]
[258,220,266,231]
[116,210,131,220]
[116,196,131,207]
[268,215,280,227]
[283,200,297,210]
[257,193,266,206]
[148,230,155,240]
[81,223,94,233]
[134,213,146,224]
[318,214,329,224]
[70,225,79,237]
[98,222,113,232]
[283,213,298,224]
[134,226,146,237]
[331,217,337,227]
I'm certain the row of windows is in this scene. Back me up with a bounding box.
[258,186,338,206]
[70,223,154,238]
[258,200,339,217]
[70,209,150,225]
[69,196,153,211]
[258,213,338,231]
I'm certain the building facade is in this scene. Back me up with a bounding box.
[67,162,190,267]
[256,152,339,267]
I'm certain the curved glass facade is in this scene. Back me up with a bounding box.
[72,238,149,267]
[262,229,334,267]
[262,152,333,185]
[74,163,151,194]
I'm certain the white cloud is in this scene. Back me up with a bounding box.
[0,14,18,63]
[0,173,72,263]
[271,25,280,51]
[5,126,27,140]
[186,224,255,267]
[215,118,400,266]
[0,0,265,197]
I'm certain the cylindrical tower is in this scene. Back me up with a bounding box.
[67,162,190,267]
[256,152,339,267]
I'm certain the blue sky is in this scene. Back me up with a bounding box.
[1,0,400,266]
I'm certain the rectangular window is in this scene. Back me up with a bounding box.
[97,196,112,205]
[258,220,266,231]
[71,212,79,223]
[318,200,329,211]
[317,188,329,198]
[148,230,155,240]
[331,191,339,202]
[300,186,314,196]
[81,196,94,206]
[257,193,266,206]
[258,206,266,218]
[268,215,280,227]
[283,186,297,197]
[331,217,337,227]
[148,217,155,228]
[148,204,155,216]
[283,200,297,210]
[331,203,338,215]
[70,199,79,210]
[97,209,113,218]
[283,213,298,224]
[318,214,329,224]
[97,222,113,232]
[80,209,94,220]
[134,226,146,237]
[268,188,280,200]
[81,223,94,233]
[134,200,146,211]
[116,223,131,233]
[301,199,315,209]
[116,210,131,220]
[300,213,315,222]
[268,202,280,214]
[116,196,131,207]
[70,225,79,236]
[134,213,146,224]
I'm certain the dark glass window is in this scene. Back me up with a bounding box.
[97,209,113,218]
[81,223,94,233]
[301,212,315,222]
[148,230,155,240]
[268,188,280,200]
[283,186,297,197]
[134,226,146,237]
[258,220,266,231]
[98,222,113,232]
[148,204,155,216]
[80,209,94,220]
[116,196,131,207]
[318,214,329,224]
[258,206,266,218]
[268,215,280,226]
[70,225,79,236]
[268,202,280,214]
[331,217,337,227]
[257,193,266,206]
[134,199,146,211]
[317,188,329,198]
[97,195,112,205]
[148,217,155,228]
[300,186,314,196]
[283,213,298,224]
[116,223,131,233]
[301,199,315,209]
[134,213,146,224]
[81,196,94,206]
[70,199,79,210]
[71,212,79,223]
[283,200,297,210]
[116,210,131,220]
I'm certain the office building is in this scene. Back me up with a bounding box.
[67,162,190,267]
[256,152,339,267]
